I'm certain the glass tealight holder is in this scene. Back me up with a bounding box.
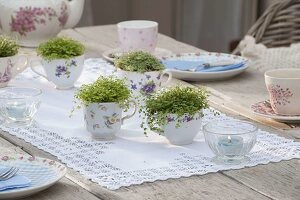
[203,120,257,165]
[0,87,42,127]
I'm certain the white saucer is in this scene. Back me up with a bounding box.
[251,100,300,122]
[0,155,67,199]
[163,52,249,81]
[102,47,173,63]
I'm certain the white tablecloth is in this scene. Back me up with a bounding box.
[1,58,299,190]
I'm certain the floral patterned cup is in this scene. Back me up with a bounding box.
[115,69,172,97]
[0,56,28,88]
[31,55,84,90]
[84,102,137,140]
[117,20,158,53]
[163,112,203,145]
[265,68,300,115]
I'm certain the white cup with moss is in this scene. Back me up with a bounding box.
[142,86,209,145]
[31,37,85,90]
[114,51,172,97]
[74,76,137,140]
[0,36,28,88]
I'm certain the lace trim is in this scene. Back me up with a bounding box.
[1,110,299,190]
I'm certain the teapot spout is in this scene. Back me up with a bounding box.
[65,0,85,29]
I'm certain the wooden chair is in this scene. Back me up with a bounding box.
[233,0,300,54]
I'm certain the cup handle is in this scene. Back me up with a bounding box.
[121,100,137,123]
[12,56,28,77]
[161,70,172,86]
[30,60,48,80]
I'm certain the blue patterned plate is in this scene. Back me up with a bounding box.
[0,155,67,199]
[163,52,248,81]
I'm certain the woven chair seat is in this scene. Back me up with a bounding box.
[233,0,300,54]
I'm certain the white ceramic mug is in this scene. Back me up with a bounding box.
[84,102,137,140]
[115,69,172,97]
[117,20,158,53]
[265,68,300,115]
[31,55,84,90]
[0,56,28,88]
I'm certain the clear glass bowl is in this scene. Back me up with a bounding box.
[0,87,42,127]
[203,120,257,165]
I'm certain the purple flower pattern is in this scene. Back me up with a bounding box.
[267,84,293,108]
[128,73,163,96]
[58,2,69,27]
[55,60,77,78]
[70,60,77,66]
[182,115,194,122]
[10,3,69,36]
[0,60,13,83]
[55,65,70,78]
[167,116,175,122]
[141,81,156,95]
[166,113,201,125]
[10,6,57,36]
[131,84,137,90]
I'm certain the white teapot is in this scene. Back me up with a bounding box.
[0,0,85,47]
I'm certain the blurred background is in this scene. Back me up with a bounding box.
[77,0,275,53]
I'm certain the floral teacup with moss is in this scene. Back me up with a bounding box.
[114,51,172,97]
[31,55,84,90]
[84,102,136,140]
[116,70,172,97]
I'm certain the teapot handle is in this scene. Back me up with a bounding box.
[64,0,85,29]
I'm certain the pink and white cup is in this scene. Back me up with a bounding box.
[265,68,300,115]
[117,20,158,53]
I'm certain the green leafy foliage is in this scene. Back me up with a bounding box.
[114,51,164,73]
[37,37,85,61]
[0,35,19,57]
[140,86,209,134]
[74,76,131,109]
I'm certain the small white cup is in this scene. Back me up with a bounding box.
[31,55,84,90]
[163,112,203,145]
[117,20,158,53]
[84,102,137,140]
[0,55,28,88]
[265,68,300,115]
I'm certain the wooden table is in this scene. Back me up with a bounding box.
[1,25,299,200]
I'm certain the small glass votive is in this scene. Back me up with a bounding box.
[0,87,42,127]
[203,120,257,165]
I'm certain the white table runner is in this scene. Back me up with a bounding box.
[1,58,299,190]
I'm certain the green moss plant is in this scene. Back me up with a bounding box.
[74,76,131,111]
[0,35,19,57]
[37,37,85,61]
[140,86,209,134]
[114,51,164,73]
